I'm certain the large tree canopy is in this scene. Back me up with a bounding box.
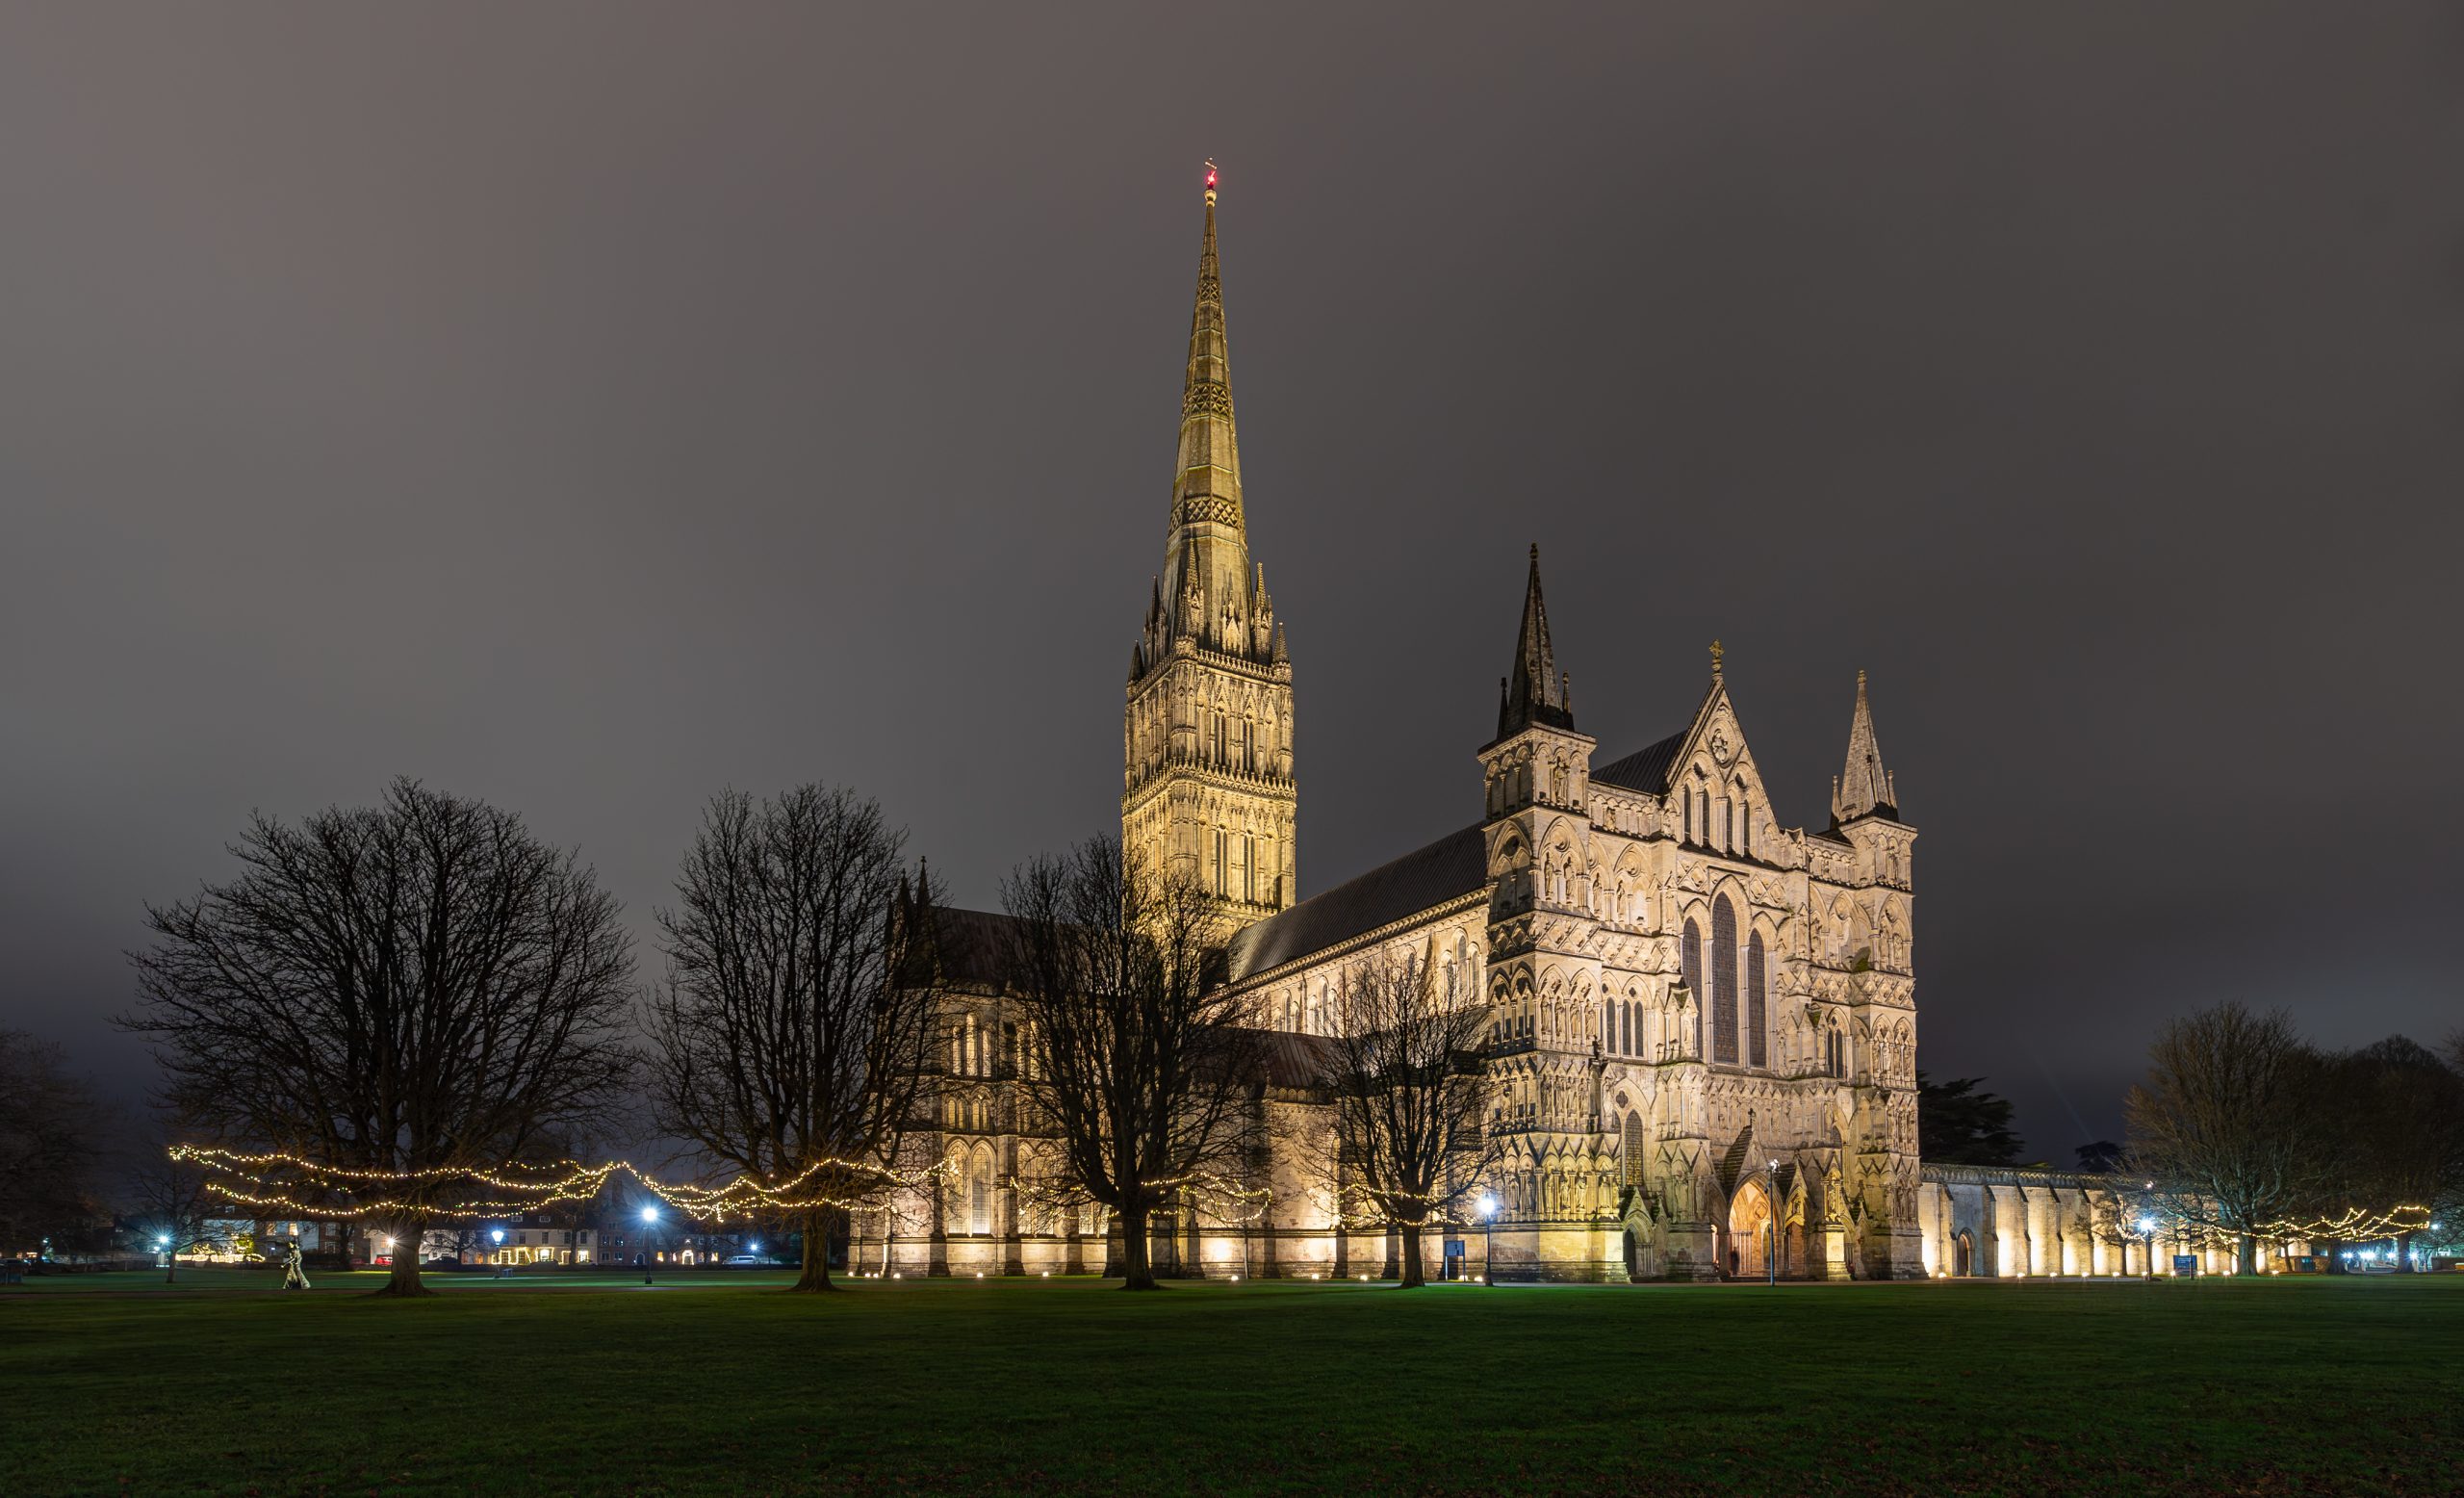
[642,785,942,1291]
[1916,1072,2024,1167]
[0,1030,106,1254]
[1000,838,1261,1290]
[1317,953,1493,1288]
[123,778,635,1296]
[2125,1002,2320,1275]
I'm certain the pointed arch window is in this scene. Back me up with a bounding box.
[1711,896,1739,1065]
[1681,919,1703,1058]
[1746,930,1768,1068]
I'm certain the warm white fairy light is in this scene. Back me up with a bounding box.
[167,1145,958,1225]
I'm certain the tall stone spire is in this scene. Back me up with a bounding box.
[1123,166,1296,928]
[1498,544,1575,738]
[1832,670,1898,822]
[1162,161,1255,655]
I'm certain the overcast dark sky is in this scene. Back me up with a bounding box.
[5,4,2458,1158]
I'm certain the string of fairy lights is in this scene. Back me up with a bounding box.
[172,1145,2445,1251]
[2254,1203,2433,1243]
[1005,1168,1275,1227]
[167,1145,960,1224]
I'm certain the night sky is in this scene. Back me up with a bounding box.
[6,5,2458,1158]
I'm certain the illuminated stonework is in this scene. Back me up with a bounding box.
[857,184,1942,1282]
[1120,185,1296,925]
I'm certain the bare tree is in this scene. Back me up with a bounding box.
[1000,838,1261,1290]
[121,779,636,1296]
[2125,1002,2320,1275]
[0,1030,105,1256]
[642,786,942,1292]
[1317,952,1494,1287]
[2311,1037,2464,1271]
[123,1120,220,1282]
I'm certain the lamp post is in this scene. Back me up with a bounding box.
[2137,1215,2159,1280]
[1766,1159,1780,1286]
[156,1235,172,1284]
[1477,1194,1498,1286]
[641,1204,660,1285]
[490,1227,506,1278]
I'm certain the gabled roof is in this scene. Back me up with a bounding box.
[931,905,1030,990]
[1591,730,1688,795]
[1227,823,1488,982]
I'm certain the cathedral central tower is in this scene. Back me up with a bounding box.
[1123,168,1296,926]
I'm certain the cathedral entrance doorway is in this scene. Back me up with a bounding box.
[1729,1178,1774,1280]
[1953,1230,1974,1278]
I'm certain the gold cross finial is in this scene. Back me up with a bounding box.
[1709,638,1725,676]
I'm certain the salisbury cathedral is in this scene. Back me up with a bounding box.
[858,182,2220,1284]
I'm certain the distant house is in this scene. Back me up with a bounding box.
[471,1211,597,1266]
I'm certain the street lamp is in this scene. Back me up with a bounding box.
[2136,1215,2159,1279]
[641,1204,660,1284]
[1765,1160,1780,1286]
[1477,1194,1499,1286]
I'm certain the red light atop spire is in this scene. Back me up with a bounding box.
[1203,159,1219,203]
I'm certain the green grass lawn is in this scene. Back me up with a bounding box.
[4,1271,2458,1496]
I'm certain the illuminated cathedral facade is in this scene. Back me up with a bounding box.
[856,178,2209,1283]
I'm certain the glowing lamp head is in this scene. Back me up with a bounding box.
[155,1236,169,1250]
[749,1242,760,1253]
[2136,1216,2157,1235]
[1477,1194,1498,1220]
[640,1205,659,1225]
[491,1229,504,1244]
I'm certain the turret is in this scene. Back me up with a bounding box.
[1831,670,1898,824]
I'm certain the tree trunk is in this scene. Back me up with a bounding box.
[372,1221,431,1297]
[794,1207,837,1292]
[2395,1229,2415,1273]
[1118,1204,1158,1290]
[1398,1223,1425,1288]
[2237,1232,2258,1277]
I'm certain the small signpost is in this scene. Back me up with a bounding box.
[1443,1240,1465,1280]
[2171,1254,2198,1277]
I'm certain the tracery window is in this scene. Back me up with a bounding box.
[1681,919,1703,1057]
[1711,896,1739,1065]
[1746,931,1767,1068]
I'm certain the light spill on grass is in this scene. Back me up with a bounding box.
[3,1271,2457,1495]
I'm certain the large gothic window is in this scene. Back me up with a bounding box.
[1711,896,1739,1065]
[1681,919,1703,1057]
[1746,930,1768,1068]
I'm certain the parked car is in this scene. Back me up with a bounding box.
[721,1254,769,1267]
